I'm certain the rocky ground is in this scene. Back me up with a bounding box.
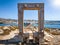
[0,26,19,40]
[44,28,60,45]
[0,26,60,45]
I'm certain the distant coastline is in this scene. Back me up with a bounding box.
[0,18,60,24]
[0,18,17,24]
[0,18,60,29]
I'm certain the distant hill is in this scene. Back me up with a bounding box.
[0,18,60,25]
[0,18,17,24]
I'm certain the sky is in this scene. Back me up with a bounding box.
[0,0,60,20]
[24,10,38,20]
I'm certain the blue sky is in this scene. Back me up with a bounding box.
[24,10,38,20]
[0,0,60,20]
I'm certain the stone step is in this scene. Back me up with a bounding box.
[40,44,48,45]
[40,42,49,45]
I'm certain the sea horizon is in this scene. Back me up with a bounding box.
[0,20,60,29]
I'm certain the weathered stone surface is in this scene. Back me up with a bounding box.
[18,3,44,44]
[0,29,4,34]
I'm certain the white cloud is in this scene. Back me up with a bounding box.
[49,0,60,8]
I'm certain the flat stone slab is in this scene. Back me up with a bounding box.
[0,35,21,44]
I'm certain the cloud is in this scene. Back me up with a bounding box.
[49,0,60,8]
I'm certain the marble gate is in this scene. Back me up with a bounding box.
[18,3,44,45]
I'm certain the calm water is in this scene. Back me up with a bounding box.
[0,21,60,29]
[44,24,60,29]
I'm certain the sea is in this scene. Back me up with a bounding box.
[0,21,60,29]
